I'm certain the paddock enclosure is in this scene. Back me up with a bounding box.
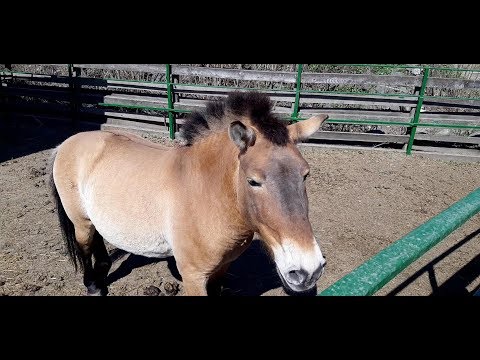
[1,64,479,296]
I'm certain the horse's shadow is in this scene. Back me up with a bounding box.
[106,250,181,286]
[106,240,317,296]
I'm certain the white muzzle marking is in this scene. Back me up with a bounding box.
[271,239,326,292]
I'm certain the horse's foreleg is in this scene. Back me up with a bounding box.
[207,263,231,296]
[180,273,208,296]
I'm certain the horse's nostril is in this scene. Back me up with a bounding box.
[286,269,308,285]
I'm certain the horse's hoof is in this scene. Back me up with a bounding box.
[86,288,107,296]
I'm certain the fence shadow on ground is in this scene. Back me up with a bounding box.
[0,116,101,163]
[387,228,480,296]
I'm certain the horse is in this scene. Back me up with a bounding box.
[48,91,328,296]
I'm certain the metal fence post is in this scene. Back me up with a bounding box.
[1,65,12,124]
[406,67,430,155]
[165,64,176,139]
[291,64,303,122]
[68,64,81,127]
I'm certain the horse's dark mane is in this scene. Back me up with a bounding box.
[180,91,289,146]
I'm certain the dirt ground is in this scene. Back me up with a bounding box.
[1,120,479,296]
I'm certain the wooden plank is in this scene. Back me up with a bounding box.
[173,84,293,96]
[173,97,292,115]
[12,113,104,128]
[298,142,480,162]
[173,84,295,102]
[176,92,294,103]
[310,131,480,146]
[299,93,417,108]
[5,86,106,104]
[5,101,71,114]
[103,93,169,107]
[300,108,411,123]
[297,142,405,153]
[77,77,168,91]
[423,96,480,108]
[309,131,409,144]
[411,151,480,163]
[2,72,71,85]
[428,77,480,89]
[172,65,298,83]
[301,72,421,86]
[415,133,480,145]
[41,64,68,68]
[101,123,173,136]
[81,107,187,125]
[419,112,480,124]
[301,108,480,126]
[106,118,171,132]
[411,145,480,156]
[5,73,166,91]
[5,87,73,100]
[73,64,167,73]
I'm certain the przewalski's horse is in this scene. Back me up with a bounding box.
[49,91,328,296]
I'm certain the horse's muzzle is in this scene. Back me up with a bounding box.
[280,258,326,293]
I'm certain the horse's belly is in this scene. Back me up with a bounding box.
[81,158,177,258]
[93,221,174,258]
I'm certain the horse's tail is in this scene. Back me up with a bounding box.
[48,147,82,272]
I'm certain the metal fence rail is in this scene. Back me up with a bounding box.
[2,64,480,160]
[318,187,480,296]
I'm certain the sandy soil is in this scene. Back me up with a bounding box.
[1,121,479,296]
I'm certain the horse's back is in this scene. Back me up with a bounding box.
[54,130,173,180]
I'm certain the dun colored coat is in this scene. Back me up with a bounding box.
[49,91,328,296]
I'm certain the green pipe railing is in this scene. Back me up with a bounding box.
[94,64,480,147]
[291,63,303,122]
[319,187,480,296]
[406,67,429,155]
[165,64,175,139]
[4,64,480,148]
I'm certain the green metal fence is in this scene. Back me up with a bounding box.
[3,64,480,154]
[319,186,480,296]
[91,63,480,155]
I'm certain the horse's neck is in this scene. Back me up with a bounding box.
[187,132,238,186]
[184,132,248,229]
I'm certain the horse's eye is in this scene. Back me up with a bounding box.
[247,178,262,187]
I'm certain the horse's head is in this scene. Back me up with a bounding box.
[229,114,328,293]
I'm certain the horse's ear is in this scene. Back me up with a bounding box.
[288,115,329,143]
[228,121,256,153]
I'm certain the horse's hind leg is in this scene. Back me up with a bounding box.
[74,223,112,296]
[73,223,105,296]
[91,231,112,294]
